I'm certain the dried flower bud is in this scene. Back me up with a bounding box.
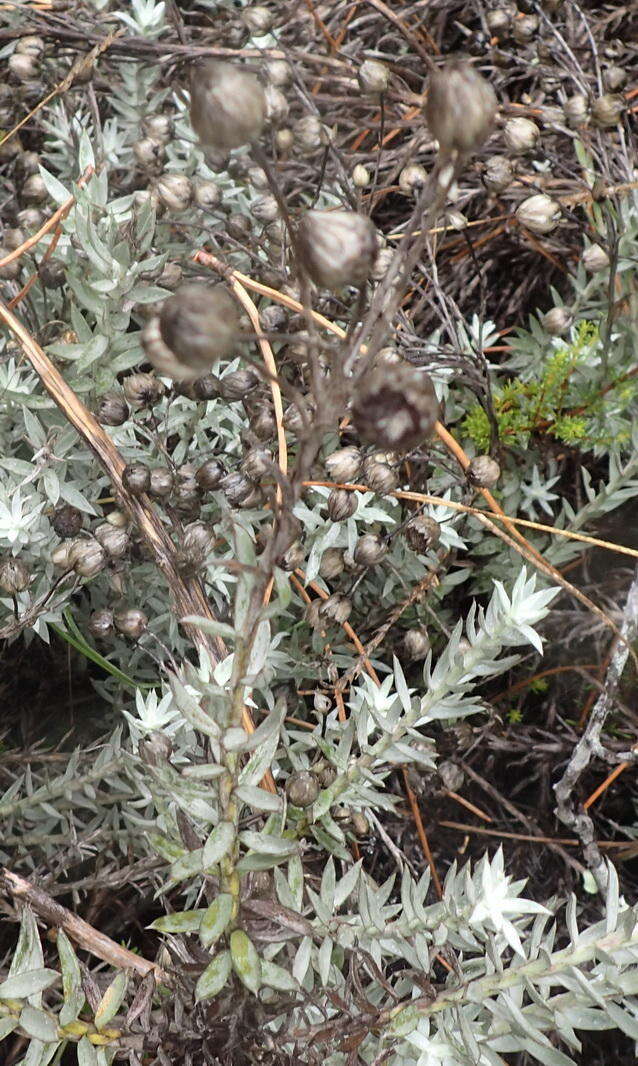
[563,94,588,127]
[51,542,72,570]
[543,306,572,336]
[352,364,439,451]
[9,52,38,80]
[280,540,305,572]
[226,212,252,241]
[399,164,428,196]
[468,454,501,488]
[96,391,129,427]
[297,209,377,291]
[123,462,151,495]
[354,532,387,567]
[352,164,370,188]
[16,208,44,232]
[173,468,201,516]
[604,65,627,92]
[138,731,173,767]
[68,538,107,578]
[193,373,222,401]
[196,458,226,491]
[286,771,319,808]
[404,626,430,661]
[361,455,398,494]
[221,472,256,506]
[242,4,273,34]
[425,62,497,154]
[106,510,128,529]
[38,259,65,288]
[358,59,389,96]
[220,368,259,401]
[445,209,467,231]
[294,114,326,152]
[141,113,173,144]
[327,488,358,522]
[320,592,352,624]
[143,295,229,383]
[325,446,362,484]
[176,522,214,574]
[581,244,609,272]
[512,13,538,43]
[486,8,511,34]
[266,59,291,87]
[133,137,165,169]
[147,467,173,498]
[591,94,624,128]
[319,547,345,580]
[405,515,441,553]
[94,523,129,558]
[156,173,193,213]
[0,557,30,594]
[122,372,164,408]
[15,35,45,56]
[483,155,514,193]
[194,181,222,212]
[251,407,276,441]
[3,228,25,251]
[88,609,113,640]
[274,128,293,152]
[21,174,48,204]
[264,85,289,126]
[114,607,148,640]
[241,447,272,481]
[503,116,539,153]
[52,504,83,539]
[0,252,20,281]
[515,193,560,234]
[189,60,266,149]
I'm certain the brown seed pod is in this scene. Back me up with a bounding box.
[189,60,266,150]
[325,446,362,484]
[425,62,497,154]
[357,59,389,96]
[68,538,107,578]
[352,364,439,452]
[220,369,259,401]
[149,467,174,498]
[220,472,256,507]
[146,283,239,380]
[96,391,129,427]
[88,609,114,640]
[405,515,441,553]
[280,540,305,572]
[0,557,30,594]
[192,373,222,401]
[353,532,387,567]
[320,592,352,624]
[483,155,514,194]
[52,504,83,539]
[196,458,226,491]
[114,607,148,640]
[122,462,151,495]
[122,372,164,408]
[318,547,345,580]
[286,771,320,809]
[327,488,358,522]
[468,455,501,488]
[94,523,130,559]
[296,209,377,291]
[403,626,430,661]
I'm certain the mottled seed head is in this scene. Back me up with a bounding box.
[425,62,497,154]
[0,557,30,594]
[52,504,83,539]
[286,771,320,808]
[189,60,266,150]
[405,515,441,553]
[467,455,501,488]
[296,209,378,291]
[352,364,439,452]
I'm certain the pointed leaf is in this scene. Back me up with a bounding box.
[230,930,261,994]
[195,951,231,1002]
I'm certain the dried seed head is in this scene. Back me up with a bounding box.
[0,252,20,281]
[361,455,398,495]
[173,470,201,516]
[132,137,165,170]
[0,557,30,594]
[51,542,73,570]
[404,626,430,661]
[193,373,222,401]
[52,504,83,539]
[445,209,467,231]
[69,538,107,578]
[16,207,45,232]
[405,515,441,553]
[353,532,387,567]
[123,462,151,495]
[196,458,226,491]
[94,523,130,558]
[122,372,164,407]
[512,13,539,42]
[296,209,377,291]
[21,174,48,204]
[294,114,326,152]
[425,62,497,154]
[352,164,370,188]
[88,609,113,640]
[352,364,439,451]
[515,193,560,234]
[242,4,274,34]
[221,471,256,506]
[114,607,148,640]
[591,94,624,128]
[250,194,279,224]
[264,85,289,126]
[189,60,266,149]
[145,283,238,380]
[15,35,45,56]
[96,390,129,427]
[327,488,358,522]
[286,771,319,808]
[582,244,610,272]
[563,94,589,127]
[604,65,627,92]
[320,592,352,624]
[358,59,389,96]
[543,306,572,336]
[138,731,173,767]
[176,522,214,574]
[241,447,272,481]
[141,113,173,144]
[156,172,193,212]
[486,8,511,34]
[266,59,291,87]
[319,547,345,580]
[149,467,174,498]
[106,509,128,529]
[468,454,501,488]
[280,540,306,571]
[503,116,539,153]
[220,368,259,401]
[275,127,293,152]
[194,181,222,211]
[9,52,38,81]
[325,446,362,484]
[399,163,428,196]
[483,155,514,193]
[38,259,65,288]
